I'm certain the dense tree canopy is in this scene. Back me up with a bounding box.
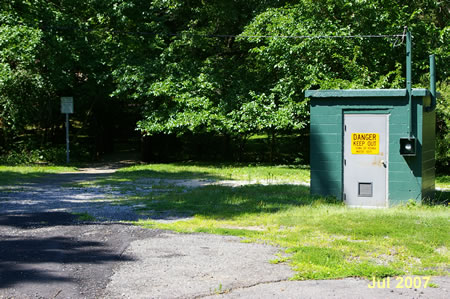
[0,0,448,165]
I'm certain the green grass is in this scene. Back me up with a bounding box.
[103,162,448,188]
[436,175,450,189]
[129,184,448,280]
[90,162,310,185]
[0,165,77,186]
[60,162,448,280]
[72,212,96,221]
[64,162,310,189]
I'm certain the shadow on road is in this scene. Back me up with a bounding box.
[0,212,137,289]
[0,212,79,228]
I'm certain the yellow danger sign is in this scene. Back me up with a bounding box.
[351,133,379,155]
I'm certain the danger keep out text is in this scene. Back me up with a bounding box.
[351,133,379,155]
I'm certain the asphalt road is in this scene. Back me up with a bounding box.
[0,215,159,298]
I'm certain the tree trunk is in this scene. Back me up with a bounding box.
[270,130,276,163]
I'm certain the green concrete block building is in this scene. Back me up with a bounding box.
[305,89,436,207]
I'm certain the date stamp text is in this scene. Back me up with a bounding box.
[368,276,431,289]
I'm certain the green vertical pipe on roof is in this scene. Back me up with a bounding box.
[429,54,436,111]
[406,30,413,137]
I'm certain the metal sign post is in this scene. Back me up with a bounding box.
[61,97,74,164]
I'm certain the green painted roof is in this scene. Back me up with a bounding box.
[305,89,430,98]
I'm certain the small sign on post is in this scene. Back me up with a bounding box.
[61,97,74,164]
[61,97,74,114]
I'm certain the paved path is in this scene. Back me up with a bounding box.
[0,165,448,298]
[0,167,144,221]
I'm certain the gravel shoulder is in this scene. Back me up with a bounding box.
[103,232,293,298]
[0,164,448,298]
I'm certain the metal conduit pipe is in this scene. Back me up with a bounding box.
[406,30,413,138]
[428,54,436,112]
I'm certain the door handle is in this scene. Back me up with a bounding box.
[381,160,387,168]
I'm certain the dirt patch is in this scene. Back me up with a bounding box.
[219,225,266,231]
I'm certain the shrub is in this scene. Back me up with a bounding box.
[436,80,450,174]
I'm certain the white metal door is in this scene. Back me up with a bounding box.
[343,114,388,207]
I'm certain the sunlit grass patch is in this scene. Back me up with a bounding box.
[436,175,450,189]
[112,162,310,182]
[133,185,449,280]
[94,163,447,193]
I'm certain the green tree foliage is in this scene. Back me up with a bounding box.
[128,0,448,163]
[127,1,304,141]
[0,23,43,135]
[0,0,131,157]
[0,0,448,165]
[436,80,450,173]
